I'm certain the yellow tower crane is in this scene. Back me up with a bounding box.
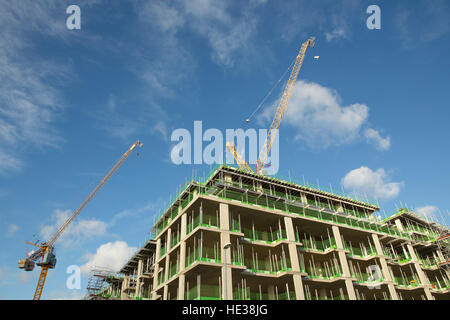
[18,140,143,300]
[227,37,316,175]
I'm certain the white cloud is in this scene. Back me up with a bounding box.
[139,0,264,68]
[261,81,371,149]
[40,209,107,248]
[325,28,348,42]
[80,241,137,275]
[17,271,32,284]
[151,121,169,141]
[342,166,403,201]
[0,151,23,174]
[364,128,391,151]
[109,202,154,227]
[0,1,73,175]
[141,1,186,34]
[7,224,19,237]
[416,206,439,221]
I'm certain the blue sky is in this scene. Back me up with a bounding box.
[1,0,449,299]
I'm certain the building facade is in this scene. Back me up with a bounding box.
[93,165,450,300]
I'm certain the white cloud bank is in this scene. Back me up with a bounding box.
[341,166,403,201]
[261,81,390,150]
[7,224,19,237]
[80,241,137,275]
[416,206,440,221]
[364,128,391,151]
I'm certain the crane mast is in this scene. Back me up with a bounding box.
[226,37,315,175]
[18,140,143,300]
[256,37,315,174]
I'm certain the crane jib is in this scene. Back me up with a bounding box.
[256,37,315,174]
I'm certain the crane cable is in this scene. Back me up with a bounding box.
[241,55,297,128]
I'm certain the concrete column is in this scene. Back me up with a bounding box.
[178,274,185,300]
[151,238,161,299]
[394,219,405,232]
[336,202,344,213]
[164,258,170,283]
[407,244,434,300]
[319,288,327,299]
[121,275,129,300]
[287,243,300,272]
[283,216,306,299]
[151,267,160,299]
[220,203,233,300]
[155,238,161,262]
[284,216,295,242]
[332,226,344,250]
[293,274,305,300]
[371,234,399,300]
[135,259,143,298]
[331,226,356,300]
[284,217,300,270]
[159,229,172,299]
[164,231,171,292]
[181,212,187,239]
[166,227,172,254]
[162,284,168,300]
[220,203,230,231]
[176,212,188,300]
[436,248,446,263]
[268,285,275,300]
[300,193,307,204]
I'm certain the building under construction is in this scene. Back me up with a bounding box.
[89,165,450,300]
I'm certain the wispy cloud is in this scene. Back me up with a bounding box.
[137,0,266,68]
[39,209,107,249]
[415,206,449,226]
[0,1,75,174]
[91,1,269,143]
[275,0,360,43]
[395,0,450,49]
[109,202,154,227]
[7,224,19,237]
[364,128,391,151]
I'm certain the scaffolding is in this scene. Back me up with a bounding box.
[436,233,450,271]
[86,267,123,300]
